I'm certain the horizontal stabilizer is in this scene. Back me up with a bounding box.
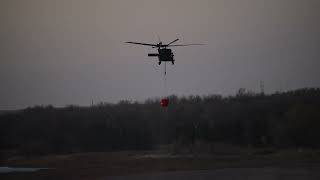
[148,53,159,57]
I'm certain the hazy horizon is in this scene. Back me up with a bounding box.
[1,0,320,110]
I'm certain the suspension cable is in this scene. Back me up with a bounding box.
[163,62,167,98]
[164,61,167,76]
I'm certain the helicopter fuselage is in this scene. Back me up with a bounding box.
[148,48,174,65]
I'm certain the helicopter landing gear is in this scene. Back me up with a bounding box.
[158,61,161,65]
[172,61,174,65]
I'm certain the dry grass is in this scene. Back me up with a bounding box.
[1,148,320,180]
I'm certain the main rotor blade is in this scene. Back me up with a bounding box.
[126,42,158,47]
[167,44,206,47]
[167,38,179,46]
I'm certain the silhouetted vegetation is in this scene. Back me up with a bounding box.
[1,88,320,156]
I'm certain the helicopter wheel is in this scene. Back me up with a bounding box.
[172,61,174,65]
[158,61,161,65]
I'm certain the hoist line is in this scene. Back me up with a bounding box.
[163,62,167,98]
[163,62,169,143]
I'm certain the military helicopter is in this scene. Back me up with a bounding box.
[126,38,204,65]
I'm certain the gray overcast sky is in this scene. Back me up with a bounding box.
[1,0,320,110]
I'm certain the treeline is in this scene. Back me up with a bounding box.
[1,88,320,156]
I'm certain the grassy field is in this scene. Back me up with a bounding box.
[1,149,320,180]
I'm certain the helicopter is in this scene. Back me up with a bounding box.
[126,38,204,65]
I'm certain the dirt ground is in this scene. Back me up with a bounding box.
[1,150,320,180]
[101,167,320,180]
